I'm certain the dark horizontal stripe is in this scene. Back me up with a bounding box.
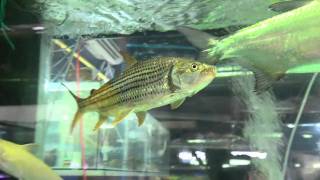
[84,66,167,106]
[90,61,166,97]
[97,75,166,109]
[94,58,176,95]
[82,65,164,105]
[81,68,168,107]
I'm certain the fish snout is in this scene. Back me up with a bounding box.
[203,65,216,78]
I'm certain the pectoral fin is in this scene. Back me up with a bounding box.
[176,26,215,50]
[111,110,132,126]
[170,98,186,110]
[269,0,311,13]
[136,112,147,126]
[251,67,285,94]
[93,114,108,131]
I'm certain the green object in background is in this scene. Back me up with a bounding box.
[0,0,15,50]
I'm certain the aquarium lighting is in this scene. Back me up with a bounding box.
[229,159,251,166]
[294,163,301,168]
[222,164,231,168]
[190,159,200,166]
[32,26,45,31]
[302,134,313,139]
[178,151,201,166]
[187,139,206,144]
[195,151,206,160]
[100,123,114,129]
[195,151,207,165]
[178,151,192,161]
[222,159,251,168]
[287,124,295,128]
[313,163,320,169]
[231,151,267,159]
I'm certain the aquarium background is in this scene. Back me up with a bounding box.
[1,0,320,180]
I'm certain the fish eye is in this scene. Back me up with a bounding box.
[191,63,198,71]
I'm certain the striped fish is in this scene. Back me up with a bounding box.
[64,55,216,133]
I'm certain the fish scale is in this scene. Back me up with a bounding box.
[83,59,171,106]
[64,56,216,132]
[81,59,174,109]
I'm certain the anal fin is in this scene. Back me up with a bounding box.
[111,110,132,126]
[93,114,108,131]
[136,112,147,126]
[170,98,186,110]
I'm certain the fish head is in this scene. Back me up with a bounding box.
[171,60,216,93]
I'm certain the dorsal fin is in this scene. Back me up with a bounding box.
[119,51,138,70]
[90,89,97,95]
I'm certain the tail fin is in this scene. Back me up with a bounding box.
[61,83,85,134]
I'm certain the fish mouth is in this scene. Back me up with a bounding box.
[203,65,216,78]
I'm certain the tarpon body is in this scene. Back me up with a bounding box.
[65,56,216,132]
[178,0,320,92]
[0,139,62,180]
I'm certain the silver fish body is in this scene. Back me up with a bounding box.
[178,0,320,92]
[65,57,216,132]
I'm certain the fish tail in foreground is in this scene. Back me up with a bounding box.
[176,26,220,64]
[61,83,85,133]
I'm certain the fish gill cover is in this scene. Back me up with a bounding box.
[232,75,283,180]
[23,0,278,36]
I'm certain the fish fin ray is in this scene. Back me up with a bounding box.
[136,112,147,126]
[176,26,216,50]
[93,114,108,131]
[90,89,97,95]
[61,83,84,105]
[111,110,132,126]
[170,98,186,110]
[251,68,276,94]
[269,0,311,13]
[70,110,84,134]
[119,51,138,70]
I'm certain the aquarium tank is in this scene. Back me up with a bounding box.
[1,0,320,180]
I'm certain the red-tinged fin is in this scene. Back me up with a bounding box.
[61,83,85,106]
[61,83,86,134]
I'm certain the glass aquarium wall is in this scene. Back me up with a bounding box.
[1,0,320,180]
[35,37,170,176]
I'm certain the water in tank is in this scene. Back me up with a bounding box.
[1,0,320,180]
